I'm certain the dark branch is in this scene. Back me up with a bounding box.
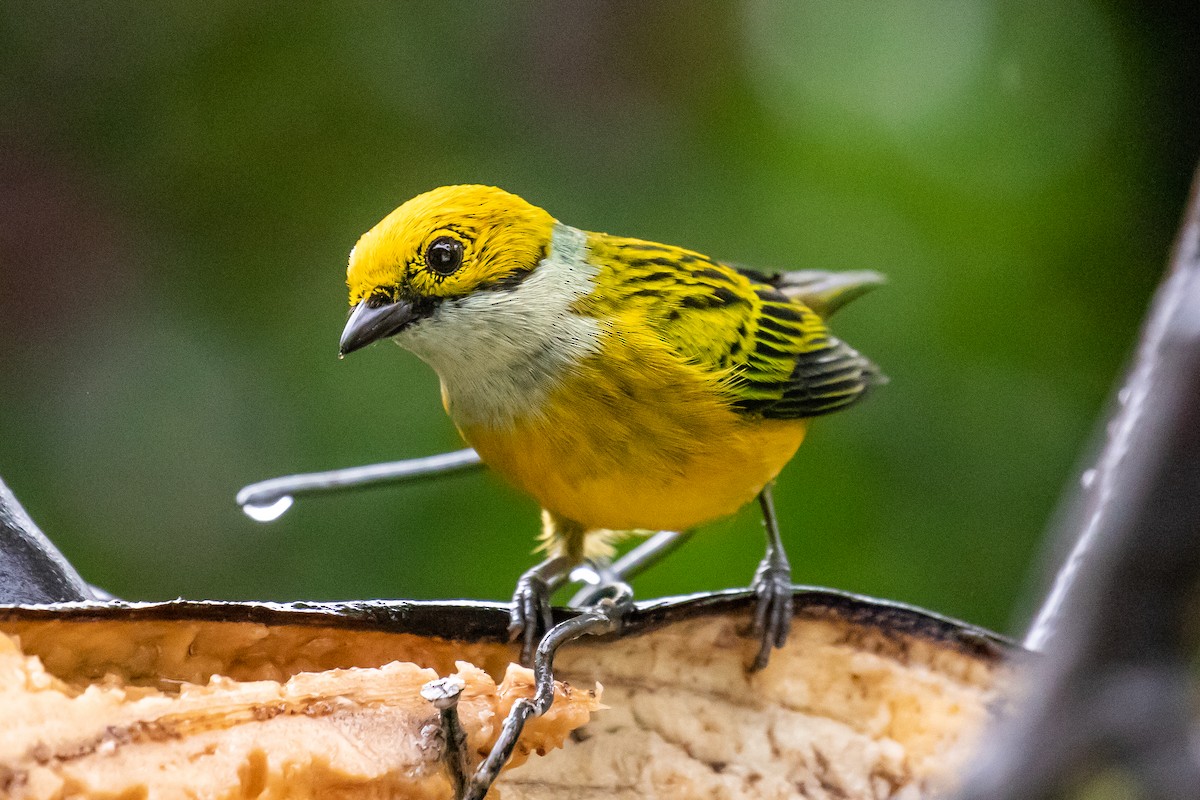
[956,164,1200,799]
[0,476,94,603]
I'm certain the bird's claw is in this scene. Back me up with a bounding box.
[750,559,793,671]
[508,571,555,666]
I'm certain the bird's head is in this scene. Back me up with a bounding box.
[339,185,556,356]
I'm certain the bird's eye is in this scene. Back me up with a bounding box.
[426,236,464,276]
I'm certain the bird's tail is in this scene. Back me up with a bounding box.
[773,270,886,318]
[781,269,888,389]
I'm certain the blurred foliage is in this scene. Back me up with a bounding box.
[0,2,1196,635]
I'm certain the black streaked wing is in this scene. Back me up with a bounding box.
[730,282,879,420]
[588,234,878,420]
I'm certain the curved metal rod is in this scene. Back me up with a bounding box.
[236,448,483,521]
[567,530,692,607]
[610,529,694,583]
[463,588,631,800]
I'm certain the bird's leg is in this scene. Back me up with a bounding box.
[750,483,793,671]
[508,555,573,666]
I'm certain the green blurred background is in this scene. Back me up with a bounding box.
[1,2,1196,636]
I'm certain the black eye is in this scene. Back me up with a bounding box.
[426,236,464,276]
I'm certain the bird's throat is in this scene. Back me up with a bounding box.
[400,224,602,429]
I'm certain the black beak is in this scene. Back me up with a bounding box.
[339,298,419,356]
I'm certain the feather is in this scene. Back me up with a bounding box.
[586,234,881,421]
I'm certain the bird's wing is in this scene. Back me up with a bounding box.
[585,234,881,420]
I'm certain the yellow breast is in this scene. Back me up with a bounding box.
[457,329,807,534]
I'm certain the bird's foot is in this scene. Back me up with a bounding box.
[508,556,574,666]
[508,571,553,666]
[749,557,793,671]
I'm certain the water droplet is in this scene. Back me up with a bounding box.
[1080,469,1097,489]
[242,495,294,523]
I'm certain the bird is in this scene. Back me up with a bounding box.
[339,184,883,670]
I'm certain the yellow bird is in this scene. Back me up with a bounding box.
[339,185,882,669]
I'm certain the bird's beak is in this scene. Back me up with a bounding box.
[339,298,419,356]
